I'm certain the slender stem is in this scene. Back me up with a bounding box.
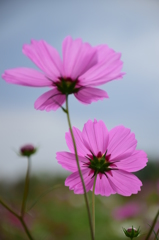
[145,210,159,240]
[0,198,19,218]
[0,198,34,240]
[65,95,94,240]
[19,216,34,240]
[154,229,159,240]
[0,157,34,240]
[21,157,31,217]
[92,174,97,238]
[20,157,34,240]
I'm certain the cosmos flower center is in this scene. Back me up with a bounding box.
[86,151,114,175]
[54,77,80,95]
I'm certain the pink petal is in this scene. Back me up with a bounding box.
[23,40,62,79]
[34,88,66,111]
[115,150,148,172]
[2,68,52,87]
[108,170,142,196]
[62,36,98,79]
[74,87,108,104]
[107,126,137,161]
[56,151,87,171]
[79,45,124,86]
[91,174,116,196]
[65,127,89,156]
[65,169,94,194]
[82,119,109,156]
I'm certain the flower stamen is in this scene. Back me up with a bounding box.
[84,150,118,178]
[54,77,80,95]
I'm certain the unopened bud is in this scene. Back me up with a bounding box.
[20,144,37,157]
[123,226,140,239]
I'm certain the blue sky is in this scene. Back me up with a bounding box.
[0,0,159,181]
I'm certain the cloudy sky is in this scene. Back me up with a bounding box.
[0,0,159,181]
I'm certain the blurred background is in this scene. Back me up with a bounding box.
[0,0,159,239]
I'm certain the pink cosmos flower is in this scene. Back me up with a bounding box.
[112,203,141,220]
[56,119,148,196]
[2,36,124,111]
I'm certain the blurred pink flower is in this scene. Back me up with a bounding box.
[113,203,141,220]
[2,36,124,111]
[56,119,148,196]
[6,212,23,229]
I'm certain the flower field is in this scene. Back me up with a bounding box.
[0,160,158,240]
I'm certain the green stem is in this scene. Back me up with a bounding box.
[65,95,94,240]
[0,198,34,240]
[145,210,159,240]
[21,157,31,217]
[19,216,34,240]
[20,156,35,240]
[154,228,159,240]
[0,198,19,218]
[92,174,97,238]
[0,157,34,240]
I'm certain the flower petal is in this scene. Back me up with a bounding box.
[107,126,137,161]
[108,170,142,196]
[56,151,87,171]
[92,174,116,196]
[79,45,124,86]
[114,150,148,172]
[82,119,109,156]
[34,88,66,111]
[65,169,94,194]
[62,36,98,79]
[74,87,108,104]
[23,40,62,79]
[2,68,52,87]
[65,127,89,156]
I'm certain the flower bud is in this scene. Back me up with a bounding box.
[123,226,140,239]
[20,144,37,157]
